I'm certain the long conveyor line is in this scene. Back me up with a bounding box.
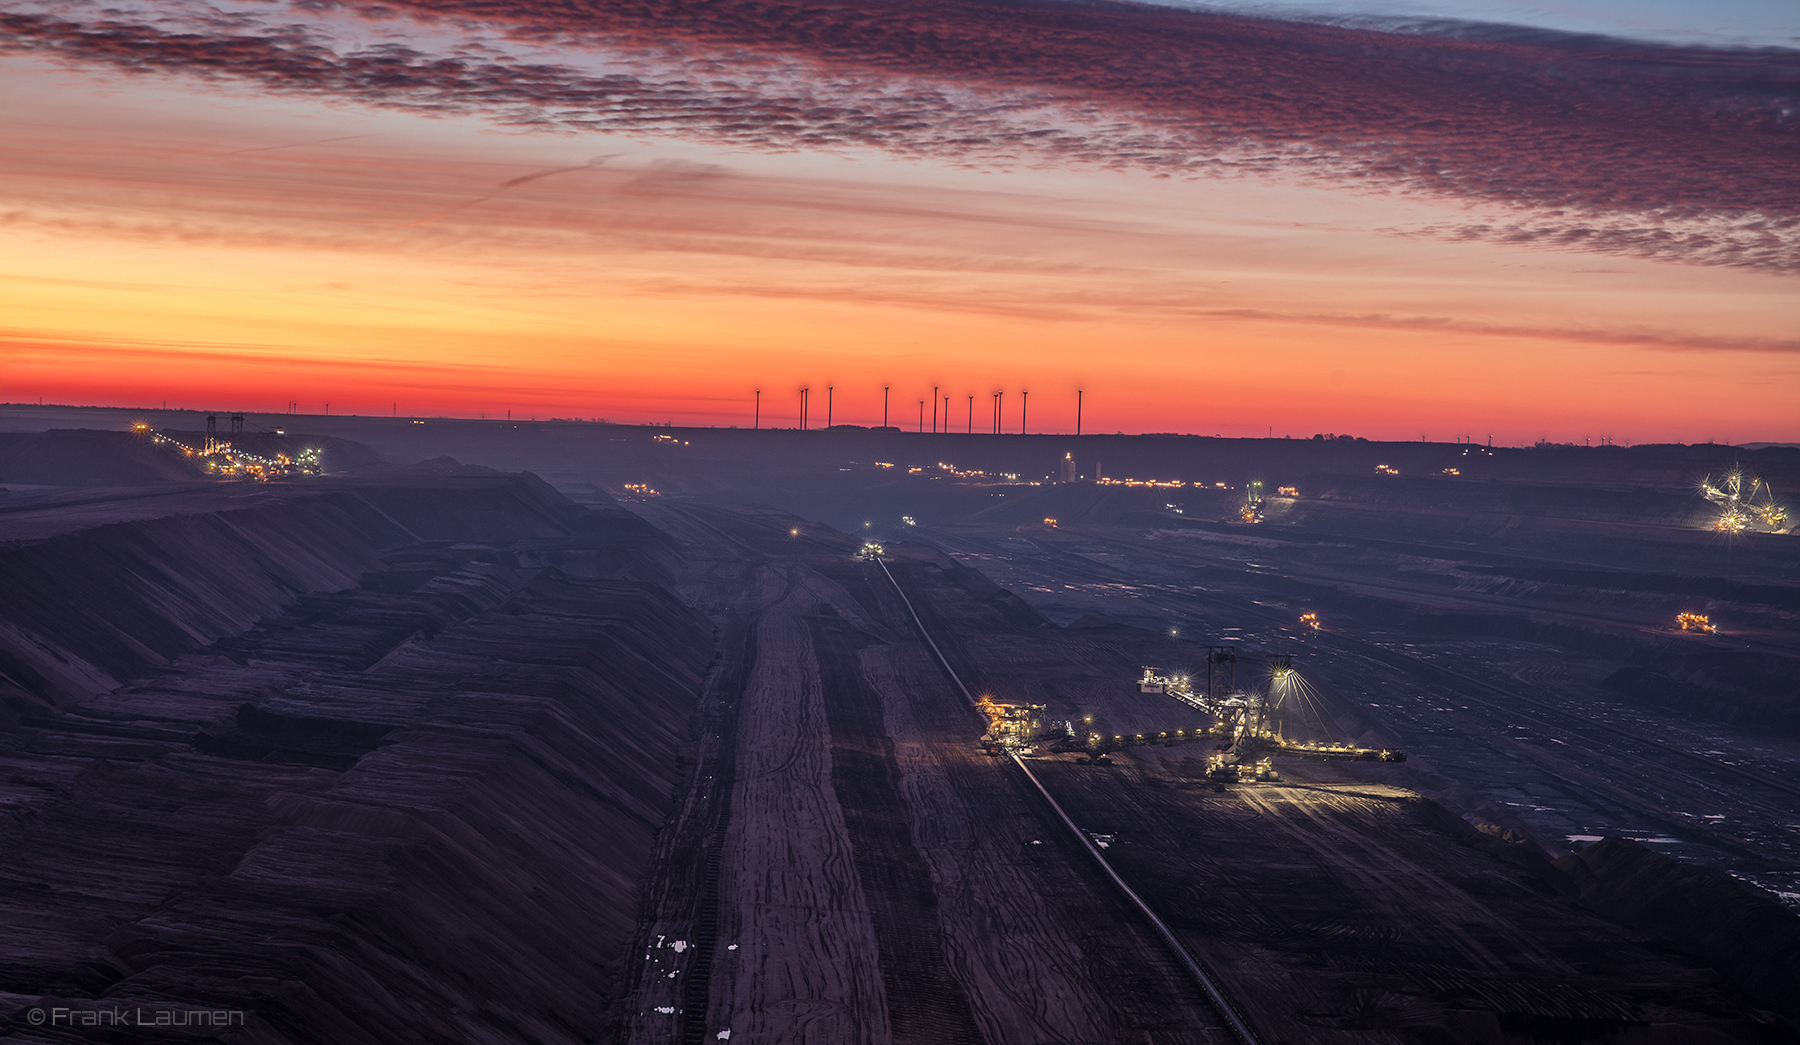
[874,556,1265,1045]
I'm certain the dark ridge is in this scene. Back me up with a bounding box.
[192,703,398,769]
[1601,663,1800,734]
[1556,837,1800,1019]
[331,469,590,542]
[0,429,209,487]
[1463,565,1800,611]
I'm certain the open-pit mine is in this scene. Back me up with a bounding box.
[2,410,1796,1044]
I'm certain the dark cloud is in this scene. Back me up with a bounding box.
[3,0,1794,269]
[1379,213,1800,272]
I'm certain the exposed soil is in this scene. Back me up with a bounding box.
[615,502,1795,1043]
[1,413,1794,1044]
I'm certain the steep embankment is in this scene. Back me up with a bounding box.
[0,471,713,1043]
[0,429,210,487]
[0,491,412,718]
[0,470,681,722]
[1557,837,1800,1021]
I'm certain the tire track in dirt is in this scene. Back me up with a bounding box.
[809,607,986,1045]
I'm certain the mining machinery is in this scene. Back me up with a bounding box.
[975,695,1047,756]
[1702,469,1789,533]
[1047,650,1404,781]
[1240,480,1266,524]
[141,423,322,479]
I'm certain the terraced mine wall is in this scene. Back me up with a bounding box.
[0,471,678,720]
[0,472,711,1043]
[0,491,409,716]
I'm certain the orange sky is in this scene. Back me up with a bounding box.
[2,57,1795,444]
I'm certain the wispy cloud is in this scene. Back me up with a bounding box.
[2,0,1795,272]
[1171,307,1800,354]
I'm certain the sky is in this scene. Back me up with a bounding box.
[1,0,1795,442]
